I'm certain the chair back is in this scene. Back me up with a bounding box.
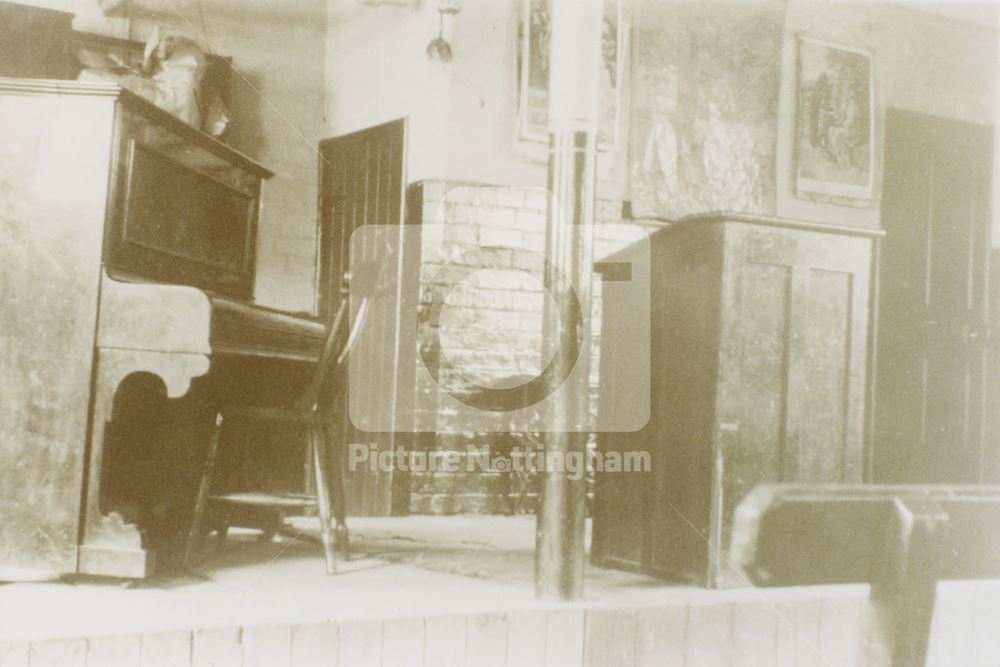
[298,260,383,412]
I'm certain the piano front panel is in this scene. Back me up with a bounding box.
[105,102,268,300]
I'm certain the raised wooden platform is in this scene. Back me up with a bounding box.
[2,517,998,666]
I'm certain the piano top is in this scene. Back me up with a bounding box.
[0,77,273,179]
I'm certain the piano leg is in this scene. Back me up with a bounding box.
[78,347,209,578]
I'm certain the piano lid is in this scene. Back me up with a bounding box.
[209,295,324,362]
[98,271,325,363]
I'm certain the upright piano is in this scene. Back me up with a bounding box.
[0,78,325,579]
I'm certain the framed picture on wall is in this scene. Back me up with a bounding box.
[516,0,626,151]
[795,37,874,200]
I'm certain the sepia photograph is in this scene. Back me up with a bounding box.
[0,0,999,665]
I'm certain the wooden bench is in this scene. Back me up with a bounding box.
[730,484,1000,666]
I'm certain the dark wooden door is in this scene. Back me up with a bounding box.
[317,119,410,516]
[875,110,993,484]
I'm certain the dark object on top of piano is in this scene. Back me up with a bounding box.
[0,2,76,80]
[730,483,1000,666]
[74,28,233,138]
[0,2,234,136]
[0,78,314,580]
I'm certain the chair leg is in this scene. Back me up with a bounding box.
[183,413,224,568]
[326,424,350,560]
[310,423,337,575]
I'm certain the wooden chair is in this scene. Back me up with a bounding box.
[184,261,382,574]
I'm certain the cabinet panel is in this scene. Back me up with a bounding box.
[731,260,789,489]
[799,268,853,481]
[648,239,723,579]
[715,226,871,584]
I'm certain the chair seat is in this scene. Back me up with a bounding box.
[209,492,318,509]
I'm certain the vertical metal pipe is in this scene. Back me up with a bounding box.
[992,33,1000,249]
[534,0,603,601]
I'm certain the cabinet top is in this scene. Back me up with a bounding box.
[670,211,886,240]
[0,77,273,179]
[597,211,884,270]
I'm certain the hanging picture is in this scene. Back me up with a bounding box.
[517,0,626,151]
[795,38,874,200]
[625,1,785,220]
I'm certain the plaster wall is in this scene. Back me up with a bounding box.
[324,0,629,197]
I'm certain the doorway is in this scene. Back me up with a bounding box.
[875,109,993,483]
[317,119,411,516]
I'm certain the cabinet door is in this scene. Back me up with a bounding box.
[712,224,872,578]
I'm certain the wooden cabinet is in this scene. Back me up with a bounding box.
[592,213,881,587]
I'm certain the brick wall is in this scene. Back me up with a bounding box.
[407,180,654,515]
